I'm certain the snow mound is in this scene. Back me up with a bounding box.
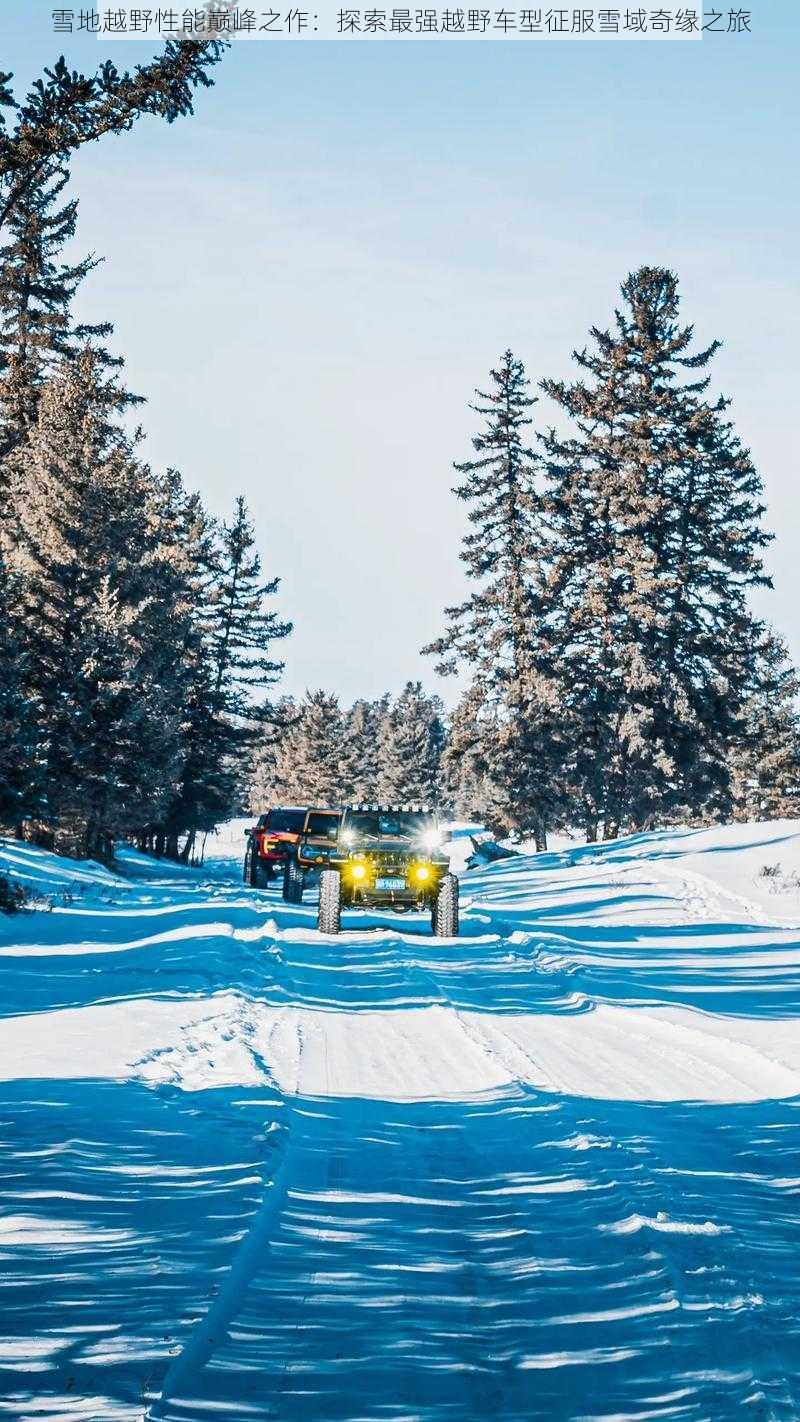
[599,1212,730,1236]
[0,836,121,899]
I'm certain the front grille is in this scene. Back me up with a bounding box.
[373,853,412,872]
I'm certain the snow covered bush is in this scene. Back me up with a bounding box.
[0,872,26,913]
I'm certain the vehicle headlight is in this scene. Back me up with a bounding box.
[413,864,431,883]
[350,863,367,881]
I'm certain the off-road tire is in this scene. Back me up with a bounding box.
[317,869,342,934]
[253,858,272,889]
[432,873,459,937]
[282,857,305,904]
[245,844,271,887]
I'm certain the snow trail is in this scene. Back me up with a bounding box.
[1,820,799,1418]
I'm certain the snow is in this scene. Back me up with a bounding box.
[4,995,800,1104]
[1,820,799,1418]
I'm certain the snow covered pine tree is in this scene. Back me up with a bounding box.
[7,353,185,858]
[424,350,564,849]
[265,690,346,809]
[0,550,36,832]
[0,159,133,476]
[541,266,778,837]
[150,495,291,862]
[375,682,446,807]
[340,696,389,804]
[0,36,230,856]
[728,631,800,822]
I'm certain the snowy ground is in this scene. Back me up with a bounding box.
[1,820,799,1420]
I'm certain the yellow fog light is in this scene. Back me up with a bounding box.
[351,863,367,881]
[414,864,431,883]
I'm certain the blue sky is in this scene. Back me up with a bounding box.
[3,2,799,704]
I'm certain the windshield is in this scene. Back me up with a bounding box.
[343,811,436,842]
[305,812,339,840]
[266,808,307,833]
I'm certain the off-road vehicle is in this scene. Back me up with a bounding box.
[243,806,308,887]
[310,803,459,936]
[282,808,342,903]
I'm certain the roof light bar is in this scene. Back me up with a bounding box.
[348,802,434,813]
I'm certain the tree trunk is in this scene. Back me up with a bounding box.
[22,819,55,850]
[164,832,179,860]
[54,812,89,860]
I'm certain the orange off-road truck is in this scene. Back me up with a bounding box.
[243,806,309,887]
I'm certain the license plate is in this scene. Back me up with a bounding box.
[376,876,406,892]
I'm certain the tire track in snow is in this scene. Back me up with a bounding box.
[146,917,312,1422]
[146,1104,296,1422]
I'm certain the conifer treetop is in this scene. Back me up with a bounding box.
[423,348,545,683]
[540,264,775,833]
[0,162,137,463]
[0,40,225,232]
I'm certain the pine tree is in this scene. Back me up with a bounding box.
[266,690,344,807]
[209,496,291,721]
[424,350,542,686]
[54,577,184,859]
[441,685,498,826]
[485,662,568,842]
[248,695,298,812]
[541,266,773,838]
[0,42,225,234]
[158,659,236,861]
[0,550,37,830]
[375,682,446,806]
[0,161,131,471]
[6,352,183,856]
[423,350,564,847]
[160,495,291,860]
[340,696,389,802]
[729,633,800,822]
[143,486,236,859]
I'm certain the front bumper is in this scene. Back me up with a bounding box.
[349,887,431,909]
[337,854,449,908]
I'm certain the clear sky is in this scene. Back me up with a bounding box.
[3,2,799,706]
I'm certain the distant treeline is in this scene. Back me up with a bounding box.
[250,685,446,812]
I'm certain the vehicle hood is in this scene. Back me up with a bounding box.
[347,838,446,860]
